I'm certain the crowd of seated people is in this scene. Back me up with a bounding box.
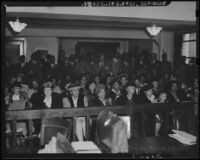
[5,50,198,144]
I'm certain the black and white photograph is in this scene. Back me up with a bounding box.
[2,1,199,159]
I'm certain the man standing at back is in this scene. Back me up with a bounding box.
[160,52,172,76]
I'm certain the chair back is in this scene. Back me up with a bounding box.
[95,110,128,153]
[40,118,72,146]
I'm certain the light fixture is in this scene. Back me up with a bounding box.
[9,18,27,33]
[146,24,162,36]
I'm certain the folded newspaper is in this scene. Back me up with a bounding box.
[71,141,101,153]
[168,130,197,145]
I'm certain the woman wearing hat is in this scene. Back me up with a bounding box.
[62,83,88,141]
[6,81,30,147]
[92,84,112,106]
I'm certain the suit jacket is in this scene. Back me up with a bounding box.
[74,61,89,76]
[43,62,57,80]
[14,63,27,75]
[137,94,152,105]
[94,61,110,75]
[109,60,122,76]
[121,61,129,75]
[108,90,122,103]
[167,91,181,102]
[86,62,97,76]
[160,61,172,75]
[91,96,109,107]
[115,94,137,106]
[25,61,44,82]
[149,60,161,71]
[30,92,63,109]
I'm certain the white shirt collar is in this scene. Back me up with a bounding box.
[72,96,78,108]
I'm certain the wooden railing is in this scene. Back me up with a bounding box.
[5,102,196,147]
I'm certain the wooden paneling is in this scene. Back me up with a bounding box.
[5,102,196,146]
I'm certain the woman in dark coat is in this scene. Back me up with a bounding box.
[137,85,158,137]
[30,82,63,134]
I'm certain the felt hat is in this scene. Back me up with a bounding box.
[67,83,81,91]
[43,82,53,88]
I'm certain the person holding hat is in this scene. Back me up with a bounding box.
[62,83,88,141]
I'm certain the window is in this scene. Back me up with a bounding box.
[181,33,196,58]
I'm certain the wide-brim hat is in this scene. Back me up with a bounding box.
[43,82,53,88]
[67,83,81,91]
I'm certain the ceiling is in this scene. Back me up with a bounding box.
[6,11,196,33]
